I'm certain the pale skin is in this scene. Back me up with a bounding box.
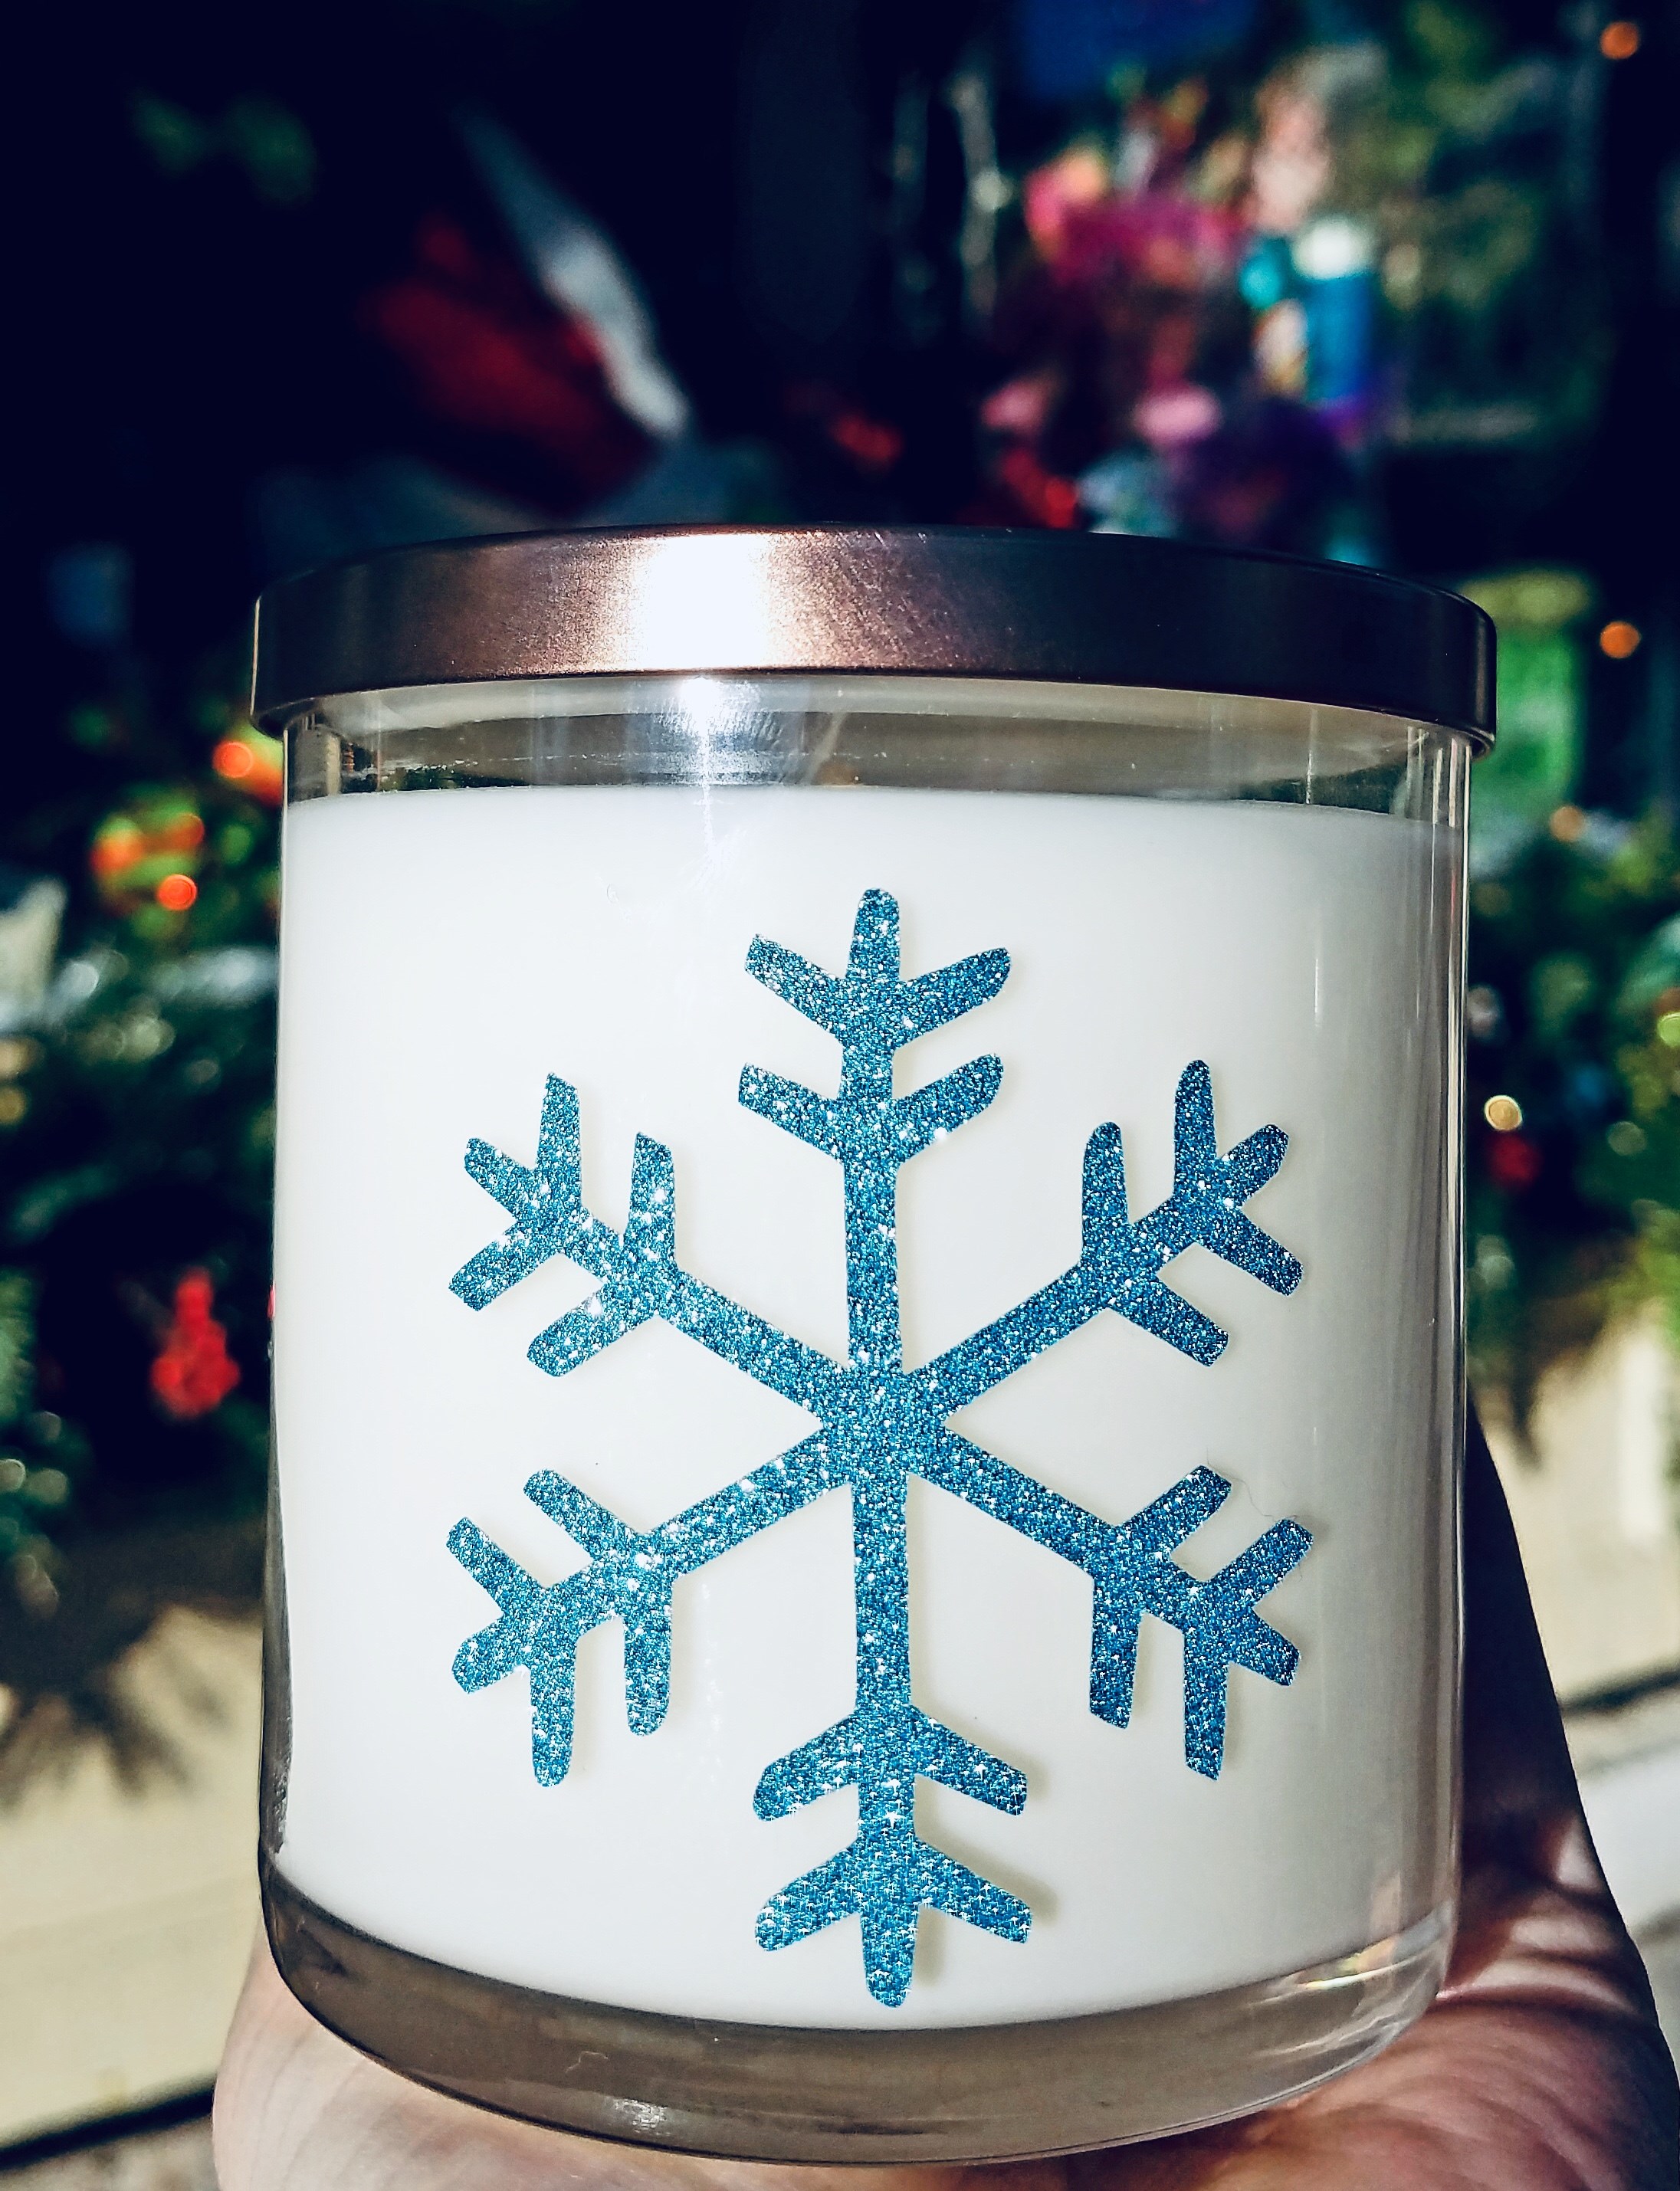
[214,1419,1680,2189]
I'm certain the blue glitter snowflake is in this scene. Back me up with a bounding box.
[447,890,1311,2008]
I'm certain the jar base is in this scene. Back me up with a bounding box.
[263,1861,1453,2163]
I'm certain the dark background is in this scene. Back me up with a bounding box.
[11,0,1678,799]
[5,0,1680,1731]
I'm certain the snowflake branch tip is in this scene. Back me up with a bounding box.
[447,1519,586,1784]
[754,1692,1032,2002]
[526,1133,678,1376]
[904,948,1011,1039]
[1068,1064,1301,1364]
[746,890,1009,1059]
[894,1055,1003,1154]
[446,1517,540,1686]
[743,934,843,1031]
[1079,1123,1229,1363]
[756,1830,1032,2008]
[1169,1063,1303,1297]
[737,1064,836,1152]
[451,1075,588,1309]
[522,1469,633,1560]
[1177,1517,1313,1778]
[448,1469,684,1773]
[1086,1466,1233,1726]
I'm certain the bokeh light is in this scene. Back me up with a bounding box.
[214,738,256,779]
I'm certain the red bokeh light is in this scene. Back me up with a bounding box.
[1486,1133,1543,1190]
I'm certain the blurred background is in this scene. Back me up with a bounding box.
[3,0,1680,2175]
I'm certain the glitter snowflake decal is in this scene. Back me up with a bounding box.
[447,890,1311,2008]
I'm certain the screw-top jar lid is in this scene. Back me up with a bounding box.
[252,526,1495,747]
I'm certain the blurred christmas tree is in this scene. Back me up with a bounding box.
[0,641,280,1777]
[1466,811,1680,1432]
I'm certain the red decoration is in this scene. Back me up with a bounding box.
[359,215,649,507]
[150,1269,241,1419]
[1485,1132,1544,1191]
[996,447,1082,528]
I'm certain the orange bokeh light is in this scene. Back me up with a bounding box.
[90,824,145,877]
[156,873,199,912]
[1600,620,1642,659]
[1600,20,1640,58]
[214,738,257,779]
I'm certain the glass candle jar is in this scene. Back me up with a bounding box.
[253,527,1491,2163]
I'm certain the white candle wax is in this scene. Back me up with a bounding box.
[272,779,1456,2031]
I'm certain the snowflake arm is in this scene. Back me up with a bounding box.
[756,1806,1031,2011]
[449,1432,840,1782]
[1175,1518,1314,1773]
[449,1076,614,1309]
[448,1514,596,1786]
[742,891,1008,1376]
[748,1459,1032,2006]
[920,1061,1303,1414]
[924,1433,1311,1777]
[450,1080,839,1410]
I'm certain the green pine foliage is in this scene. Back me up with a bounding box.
[0,672,279,1622]
[1467,818,1680,1429]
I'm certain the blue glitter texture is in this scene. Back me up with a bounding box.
[447,889,1311,2009]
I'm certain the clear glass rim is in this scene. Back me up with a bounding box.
[264,1857,1455,2163]
[300,671,1462,751]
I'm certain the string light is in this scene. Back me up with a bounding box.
[1600,20,1640,59]
[1600,620,1642,658]
[214,738,256,779]
[1484,1095,1523,1133]
[156,873,198,911]
[1549,805,1587,841]
[211,726,284,802]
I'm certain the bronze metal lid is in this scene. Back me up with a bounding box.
[251,525,1495,746]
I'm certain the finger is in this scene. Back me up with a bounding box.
[214,1934,611,2191]
[215,1929,1060,2191]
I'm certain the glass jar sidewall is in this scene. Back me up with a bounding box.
[267,681,1466,2048]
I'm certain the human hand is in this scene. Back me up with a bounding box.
[213,1416,1679,2188]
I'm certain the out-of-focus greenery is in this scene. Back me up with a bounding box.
[1300,1,1610,441]
[1467,816,1680,1427]
[0,686,280,1621]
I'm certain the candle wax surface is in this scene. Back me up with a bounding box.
[272,782,1457,2030]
